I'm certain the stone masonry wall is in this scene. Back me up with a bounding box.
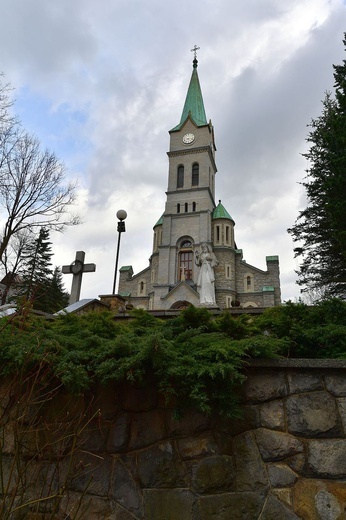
[2,361,346,519]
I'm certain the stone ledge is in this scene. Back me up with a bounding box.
[248,359,346,369]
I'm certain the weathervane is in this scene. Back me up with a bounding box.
[191,45,200,60]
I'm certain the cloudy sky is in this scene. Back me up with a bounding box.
[1,0,345,302]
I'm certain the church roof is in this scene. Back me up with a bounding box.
[171,58,207,131]
[213,200,235,223]
[154,214,164,227]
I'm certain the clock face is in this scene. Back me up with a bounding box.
[182,133,195,144]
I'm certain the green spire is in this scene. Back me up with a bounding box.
[171,57,207,131]
[213,200,235,223]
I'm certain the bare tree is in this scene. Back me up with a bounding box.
[0,74,18,172]
[0,131,79,262]
[0,74,79,264]
[0,230,30,304]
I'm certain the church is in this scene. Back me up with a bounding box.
[118,53,281,311]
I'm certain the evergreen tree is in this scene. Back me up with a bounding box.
[48,267,69,312]
[19,228,69,312]
[20,227,53,304]
[288,35,346,299]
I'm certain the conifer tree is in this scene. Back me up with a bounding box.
[21,227,53,302]
[19,228,69,312]
[48,267,69,312]
[288,35,346,299]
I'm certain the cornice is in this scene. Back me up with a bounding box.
[167,146,217,173]
[167,146,210,157]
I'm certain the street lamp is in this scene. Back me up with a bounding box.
[112,209,127,294]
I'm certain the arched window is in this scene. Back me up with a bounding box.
[192,163,199,186]
[177,203,180,213]
[177,165,184,188]
[185,202,188,212]
[244,273,254,292]
[137,279,147,296]
[179,240,193,281]
[192,201,196,212]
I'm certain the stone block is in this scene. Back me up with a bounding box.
[336,397,346,433]
[79,421,109,452]
[271,488,293,508]
[66,451,112,496]
[242,371,288,403]
[286,391,342,437]
[144,489,196,520]
[187,455,235,494]
[177,434,218,460]
[198,492,265,520]
[110,460,143,517]
[260,399,285,430]
[255,428,304,462]
[128,410,166,450]
[89,382,121,420]
[268,463,298,488]
[0,455,18,493]
[107,413,130,452]
[167,409,212,435]
[286,453,307,475]
[324,372,346,397]
[60,491,113,519]
[233,431,268,491]
[218,404,260,435]
[137,441,187,488]
[261,494,301,519]
[287,370,323,394]
[307,439,346,478]
[293,478,346,520]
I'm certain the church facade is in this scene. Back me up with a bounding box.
[118,57,281,310]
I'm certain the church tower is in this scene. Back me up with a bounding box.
[151,53,218,309]
[118,52,281,310]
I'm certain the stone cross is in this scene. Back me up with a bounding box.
[62,251,96,305]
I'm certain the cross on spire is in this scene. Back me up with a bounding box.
[191,45,200,60]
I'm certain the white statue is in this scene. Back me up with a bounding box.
[195,243,218,305]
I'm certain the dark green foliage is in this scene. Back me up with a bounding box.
[17,228,69,313]
[1,302,346,418]
[288,35,346,299]
[0,306,280,418]
[257,299,346,358]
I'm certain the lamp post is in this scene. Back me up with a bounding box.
[112,209,127,294]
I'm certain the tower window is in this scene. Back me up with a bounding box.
[192,201,196,212]
[225,226,229,244]
[185,202,188,212]
[216,225,220,243]
[177,165,184,188]
[192,163,199,186]
[177,203,180,213]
